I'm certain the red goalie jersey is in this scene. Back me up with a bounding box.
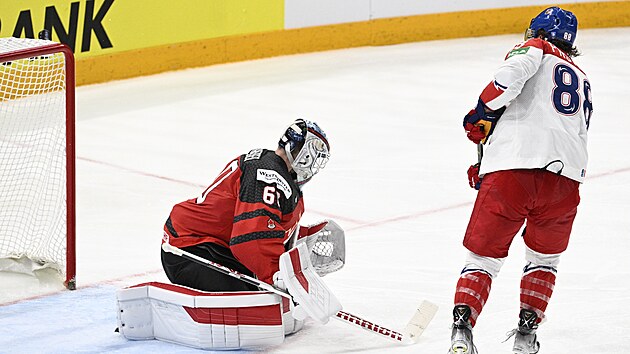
[163,148,304,284]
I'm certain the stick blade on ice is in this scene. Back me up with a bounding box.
[404,300,439,343]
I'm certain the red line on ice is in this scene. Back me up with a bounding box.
[78,156,630,232]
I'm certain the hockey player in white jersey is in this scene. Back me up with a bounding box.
[449,7,592,354]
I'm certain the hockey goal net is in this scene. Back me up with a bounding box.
[0,37,76,290]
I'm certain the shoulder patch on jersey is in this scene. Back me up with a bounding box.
[257,169,293,198]
[244,148,263,161]
[507,46,530,59]
[505,39,543,60]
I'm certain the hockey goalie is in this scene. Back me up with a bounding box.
[116,119,346,349]
[116,225,345,350]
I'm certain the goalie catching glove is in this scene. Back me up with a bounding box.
[286,219,346,277]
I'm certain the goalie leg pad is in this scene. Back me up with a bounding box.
[278,243,343,324]
[280,297,305,335]
[116,282,285,350]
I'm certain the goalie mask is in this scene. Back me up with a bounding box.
[279,119,330,187]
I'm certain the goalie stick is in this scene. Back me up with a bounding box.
[161,242,437,344]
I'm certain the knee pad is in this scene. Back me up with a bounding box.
[462,251,506,278]
[524,247,560,273]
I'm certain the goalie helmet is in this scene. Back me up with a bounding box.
[525,7,578,46]
[279,119,330,187]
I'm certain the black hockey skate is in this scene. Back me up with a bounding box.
[505,309,540,354]
[449,305,477,354]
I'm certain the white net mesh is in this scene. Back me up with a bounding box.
[310,229,345,277]
[298,220,345,277]
[0,37,68,278]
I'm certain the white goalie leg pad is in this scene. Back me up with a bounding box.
[116,282,285,350]
[280,297,305,335]
[462,251,506,278]
[293,219,346,276]
[278,243,343,324]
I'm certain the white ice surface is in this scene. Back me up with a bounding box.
[1,27,629,353]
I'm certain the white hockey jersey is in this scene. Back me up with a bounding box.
[478,38,592,183]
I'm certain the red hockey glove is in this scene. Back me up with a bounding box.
[467,163,482,190]
[464,122,486,144]
[462,99,505,144]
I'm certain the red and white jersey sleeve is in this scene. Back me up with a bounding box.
[478,38,592,182]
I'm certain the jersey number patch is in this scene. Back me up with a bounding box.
[552,64,592,128]
[262,185,281,206]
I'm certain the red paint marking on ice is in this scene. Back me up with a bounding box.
[3,165,628,306]
[342,166,630,232]
[78,156,630,233]
[347,201,474,232]
[78,157,204,188]
[0,269,163,307]
[75,269,165,288]
[78,156,366,224]
[1,289,68,307]
[588,167,630,180]
[304,210,367,225]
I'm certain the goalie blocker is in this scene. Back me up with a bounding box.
[117,243,341,350]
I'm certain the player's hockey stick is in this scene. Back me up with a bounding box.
[477,142,483,164]
[162,242,437,344]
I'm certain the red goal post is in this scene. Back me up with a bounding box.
[0,37,76,290]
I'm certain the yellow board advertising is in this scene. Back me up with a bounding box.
[0,0,284,58]
[2,1,627,85]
